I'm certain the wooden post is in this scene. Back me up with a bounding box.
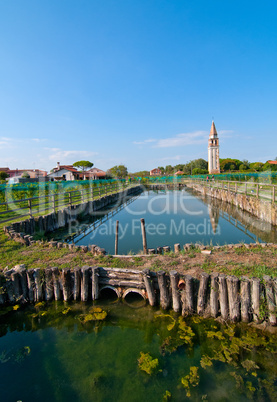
[156,247,163,254]
[210,273,219,318]
[81,266,90,302]
[251,278,261,322]
[45,268,54,301]
[91,187,94,200]
[170,270,181,312]
[174,243,180,253]
[227,276,240,322]
[73,267,81,300]
[245,182,247,195]
[11,272,21,300]
[235,182,237,194]
[197,273,210,316]
[28,199,32,217]
[33,268,43,302]
[218,274,228,320]
[16,265,29,301]
[143,269,156,306]
[182,274,194,315]
[272,185,275,204]
[115,220,119,255]
[263,275,277,326]
[61,268,71,302]
[240,276,251,322]
[256,184,259,199]
[140,218,148,254]
[27,269,35,303]
[52,267,61,301]
[52,194,56,212]
[68,192,72,208]
[157,271,170,309]
[91,267,99,300]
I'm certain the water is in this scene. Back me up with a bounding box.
[0,300,276,401]
[48,189,277,254]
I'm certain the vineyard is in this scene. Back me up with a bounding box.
[0,179,134,223]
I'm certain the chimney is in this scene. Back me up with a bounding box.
[57,162,60,170]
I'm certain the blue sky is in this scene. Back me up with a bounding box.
[0,0,277,173]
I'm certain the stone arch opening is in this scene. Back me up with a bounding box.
[99,286,120,300]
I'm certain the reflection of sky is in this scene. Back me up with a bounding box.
[62,189,269,254]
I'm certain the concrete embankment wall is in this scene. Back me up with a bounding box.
[1,265,276,326]
[6,185,142,237]
[187,183,277,226]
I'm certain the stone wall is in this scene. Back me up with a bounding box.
[188,183,277,226]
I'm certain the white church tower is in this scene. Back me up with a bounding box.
[208,121,220,174]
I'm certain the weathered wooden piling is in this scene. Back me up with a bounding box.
[240,276,251,323]
[227,276,240,322]
[156,247,163,254]
[91,267,99,300]
[251,278,261,322]
[81,266,90,302]
[18,266,29,301]
[174,243,180,253]
[73,267,81,300]
[45,268,54,301]
[210,273,219,318]
[197,273,210,316]
[11,271,22,301]
[140,218,148,254]
[170,270,181,312]
[61,268,72,302]
[163,246,170,253]
[115,220,119,255]
[218,274,229,320]
[33,268,43,302]
[26,269,35,303]
[181,275,194,315]
[263,275,277,326]
[143,268,156,306]
[157,271,170,309]
[52,267,62,301]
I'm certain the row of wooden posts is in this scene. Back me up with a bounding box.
[1,265,276,325]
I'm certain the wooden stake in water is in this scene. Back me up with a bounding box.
[140,218,148,254]
[115,220,119,255]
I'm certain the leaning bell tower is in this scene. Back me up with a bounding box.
[208,121,220,174]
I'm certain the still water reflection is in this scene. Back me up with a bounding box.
[48,189,277,254]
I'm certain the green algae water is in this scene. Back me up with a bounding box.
[0,299,276,401]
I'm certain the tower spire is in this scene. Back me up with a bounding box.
[208,121,220,174]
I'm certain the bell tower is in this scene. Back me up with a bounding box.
[208,121,220,174]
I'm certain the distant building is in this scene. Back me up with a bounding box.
[0,167,47,179]
[208,121,220,174]
[47,162,106,181]
[150,168,162,176]
[175,170,184,176]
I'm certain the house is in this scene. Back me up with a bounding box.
[0,167,47,178]
[150,168,162,176]
[47,162,106,181]
[175,170,184,176]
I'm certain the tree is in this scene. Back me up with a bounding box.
[0,172,9,180]
[73,160,94,172]
[21,172,30,178]
[165,165,174,175]
[158,166,165,175]
[107,165,128,178]
[192,168,208,175]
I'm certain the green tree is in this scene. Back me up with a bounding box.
[21,172,30,178]
[158,166,165,175]
[165,165,174,175]
[192,168,208,175]
[73,160,94,172]
[0,172,9,180]
[107,165,128,178]
[249,162,264,172]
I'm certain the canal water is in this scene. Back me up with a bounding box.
[0,300,276,401]
[47,188,277,254]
